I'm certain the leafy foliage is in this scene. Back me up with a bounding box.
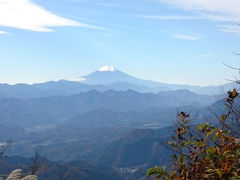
[147,88,240,179]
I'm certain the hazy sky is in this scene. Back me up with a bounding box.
[1,0,240,86]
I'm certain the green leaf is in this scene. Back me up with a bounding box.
[213,134,217,143]
[181,142,185,147]
[182,128,187,134]
[220,115,226,122]
[179,154,184,164]
[168,141,177,148]
[169,171,176,177]
[207,128,217,137]
[197,124,205,130]
[147,166,166,177]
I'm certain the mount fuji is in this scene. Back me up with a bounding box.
[74,65,235,95]
[75,65,166,88]
[0,66,235,99]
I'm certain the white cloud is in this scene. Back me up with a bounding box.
[152,0,240,23]
[0,30,7,34]
[173,34,201,40]
[95,43,106,47]
[137,15,200,20]
[137,14,236,22]
[0,0,101,32]
[217,25,240,35]
[163,30,204,40]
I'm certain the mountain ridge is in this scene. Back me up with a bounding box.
[0,66,235,98]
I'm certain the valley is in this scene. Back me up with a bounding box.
[0,67,225,179]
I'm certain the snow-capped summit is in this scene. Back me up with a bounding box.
[75,66,164,88]
[98,65,116,72]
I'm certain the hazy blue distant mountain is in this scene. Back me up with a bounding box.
[0,83,66,99]
[0,80,168,100]
[0,81,110,99]
[0,80,170,100]
[0,66,235,98]
[76,66,235,95]
[34,80,169,94]
[166,82,236,95]
[0,93,9,100]
[77,66,166,88]
[33,80,108,94]
[4,105,207,163]
[107,81,170,92]
[93,127,175,168]
[0,89,217,127]
[65,107,178,129]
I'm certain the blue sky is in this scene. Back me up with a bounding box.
[1,0,240,86]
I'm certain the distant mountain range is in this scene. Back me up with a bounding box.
[0,89,217,127]
[92,126,175,168]
[0,66,236,99]
[76,65,235,95]
[0,65,235,180]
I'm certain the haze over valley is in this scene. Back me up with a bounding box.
[1,0,240,179]
[0,66,229,179]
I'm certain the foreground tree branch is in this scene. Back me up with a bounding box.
[147,88,240,179]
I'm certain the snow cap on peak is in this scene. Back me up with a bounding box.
[98,65,116,72]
